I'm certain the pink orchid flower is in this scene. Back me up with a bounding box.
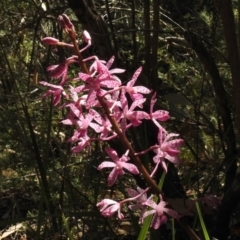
[124,67,151,100]
[71,135,90,153]
[62,106,101,137]
[47,62,68,79]
[149,92,170,129]
[96,199,124,219]
[153,129,184,172]
[39,81,68,106]
[47,56,78,84]
[120,93,149,130]
[127,187,148,221]
[89,56,125,77]
[68,85,87,105]
[91,112,113,139]
[78,70,122,109]
[142,194,179,229]
[98,147,139,186]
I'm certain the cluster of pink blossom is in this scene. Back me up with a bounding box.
[40,14,184,229]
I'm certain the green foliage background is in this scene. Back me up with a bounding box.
[0,0,239,239]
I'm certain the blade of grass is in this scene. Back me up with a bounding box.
[195,194,210,240]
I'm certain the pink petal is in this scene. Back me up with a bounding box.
[157,130,164,145]
[120,92,128,110]
[102,204,119,217]
[109,68,125,74]
[105,147,119,162]
[53,94,61,106]
[144,200,158,209]
[108,168,124,186]
[152,110,170,121]
[68,104,81,117]
[78,72,92,81]
[110,75,122,84]
[106,56,115,69]
[97,199,117,211]
[134,86,151,94]
[47,63,67,79]
[142,210,155,223]
[119,153,129,162]
[89,59,106,73]
[98,73,109,81]
[73,85,85,93]
[168,139,184,148]
[133,111,150,120]
[97,161,116,170]
[130,118,141,127]
[165,155,180,164]
[96,60,108,74]
[71,141,89,153]
[67,131,80,142]
[151,213,162,229]
[121,162,139,174]
[77,118,89,130]
[129,98,146,111]
[118,211,124,220]
[85,112,94,122]
[89,122,103,133]
[153,215,168,229]
[89,108,101,118]
[62,119,74,125]
[100,80,121,88]
[167,148,181,156]
[131,93,144,101]
[128,67,142,86]
[86,90,97,109]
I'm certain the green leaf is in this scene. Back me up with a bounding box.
[195,194,210,240]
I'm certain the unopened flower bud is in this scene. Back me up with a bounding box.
[83,30,91,45]
[57,14,74,30]
[62,14,74,29]
[42,37,59,45]
[57,14,76,39]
